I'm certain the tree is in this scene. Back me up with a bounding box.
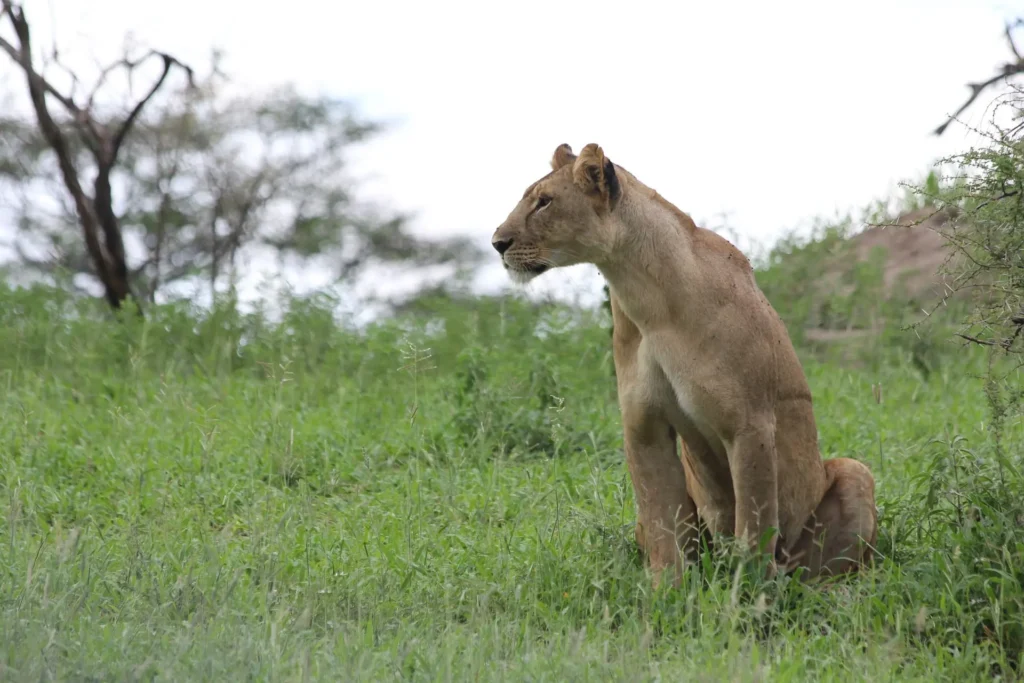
[917,91,1024,360]
[1,6,480,308]
[920,18,1024,355]
[904,16,1024,475]
[0,0,194,310]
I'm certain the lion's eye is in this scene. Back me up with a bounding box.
[536,196,552,209]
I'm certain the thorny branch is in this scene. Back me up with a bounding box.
[958,310,1024,351]
[935,19,1024,135]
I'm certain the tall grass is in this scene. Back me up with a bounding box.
[0,278,1021,681]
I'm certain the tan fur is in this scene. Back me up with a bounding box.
[551,143,576,171]
[492,144,878,586]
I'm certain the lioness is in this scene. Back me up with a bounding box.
[492,143,878,584]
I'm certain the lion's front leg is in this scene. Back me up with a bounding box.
[610,292,697,587]
[728,421,781,577]
[622,403,700,588]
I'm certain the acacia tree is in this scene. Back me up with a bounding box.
[902,17,1024,470]
[923,18,1024,354]
[1,7,480,308]
[0,0,193,310]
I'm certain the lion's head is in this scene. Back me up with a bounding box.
[491,143,622,283]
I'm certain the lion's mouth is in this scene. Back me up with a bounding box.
[502,260,549,283]
[503,261,549,274]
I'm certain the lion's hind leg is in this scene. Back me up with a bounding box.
[783,458,878,580]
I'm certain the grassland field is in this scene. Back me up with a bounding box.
[1,282,1023,682]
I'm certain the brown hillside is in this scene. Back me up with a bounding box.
[803,206,962,342]
[845,206,958,302]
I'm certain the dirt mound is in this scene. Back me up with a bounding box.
[803,206,962,343]
[844,206,958,302]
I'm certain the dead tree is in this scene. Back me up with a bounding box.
[0,1,191,311]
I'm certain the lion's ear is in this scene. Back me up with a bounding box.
[572,143,621,209]
[550,143,577,171]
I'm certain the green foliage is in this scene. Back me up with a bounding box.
[754,216,858,338]
[747,179,972,377]
[910,86,1024,356]
[1,283,1023,680]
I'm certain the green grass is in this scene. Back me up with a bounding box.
[1,285,1023,681]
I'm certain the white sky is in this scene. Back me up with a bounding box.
[3,0,1023,311]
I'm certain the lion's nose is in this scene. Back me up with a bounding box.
[492,238,513,255]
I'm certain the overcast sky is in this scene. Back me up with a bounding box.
[3,0,1022,310]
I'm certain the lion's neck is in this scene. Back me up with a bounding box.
[596,184,700,331]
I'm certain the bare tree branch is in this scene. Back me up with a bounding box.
[1,1,191,311]
[0,44,78,116]
[958,333,1002,348]
[1007,19,1024,61]
[109,51,193,164]
[935,20,1024,135]
[1,1,117,304]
